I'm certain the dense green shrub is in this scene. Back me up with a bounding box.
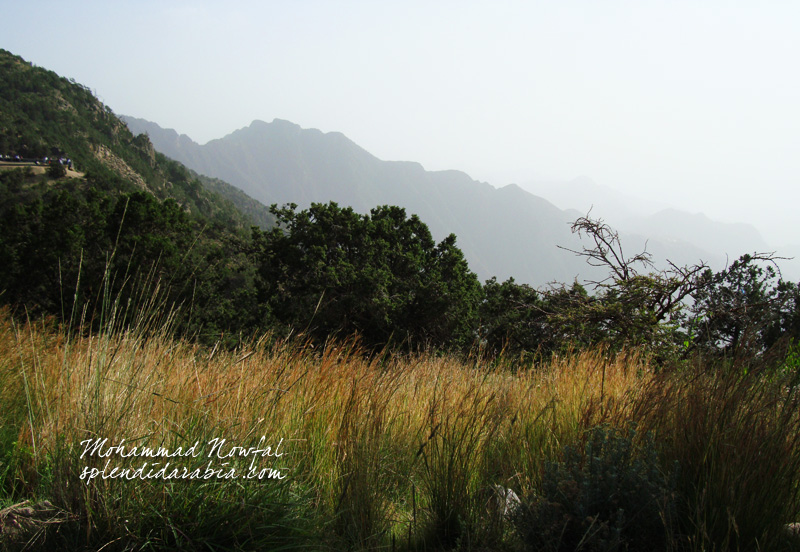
[513,425,676,552]
[46,161,66,179]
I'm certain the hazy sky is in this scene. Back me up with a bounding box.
[2,1,798,246]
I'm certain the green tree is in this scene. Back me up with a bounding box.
[480,277,545,356]
[556,216,708,357]
[768,280,800,349]
[689,253,797,361]
[479,216,709,360]
[252,202,482,351]
[0,181,262,343]
[47,161,66,179]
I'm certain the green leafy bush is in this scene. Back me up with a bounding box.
[513,425,676,552]
[46,161,66,179]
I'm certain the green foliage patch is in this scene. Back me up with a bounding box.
[513,426,677,552]
[253,202,483,351]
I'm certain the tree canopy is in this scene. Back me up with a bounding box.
[252,202,482,350]
[479,215,800,366]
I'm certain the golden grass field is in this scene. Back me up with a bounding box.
[2,307,799,551]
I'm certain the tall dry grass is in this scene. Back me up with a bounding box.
[2,306,799,551]
[629,362,800,551]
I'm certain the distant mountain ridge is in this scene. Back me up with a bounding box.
[123,116,772,285]
[624,208,768,257]
[124,116,590,284]
[524,177,768,255]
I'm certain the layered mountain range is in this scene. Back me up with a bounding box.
[123,116,773,285]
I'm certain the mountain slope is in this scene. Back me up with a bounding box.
[0,49,273,233]
[124,116,597,284]
[0,49,276,340]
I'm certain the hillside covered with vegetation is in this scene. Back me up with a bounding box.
[3,48,800,359]
[2,49,800,551]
